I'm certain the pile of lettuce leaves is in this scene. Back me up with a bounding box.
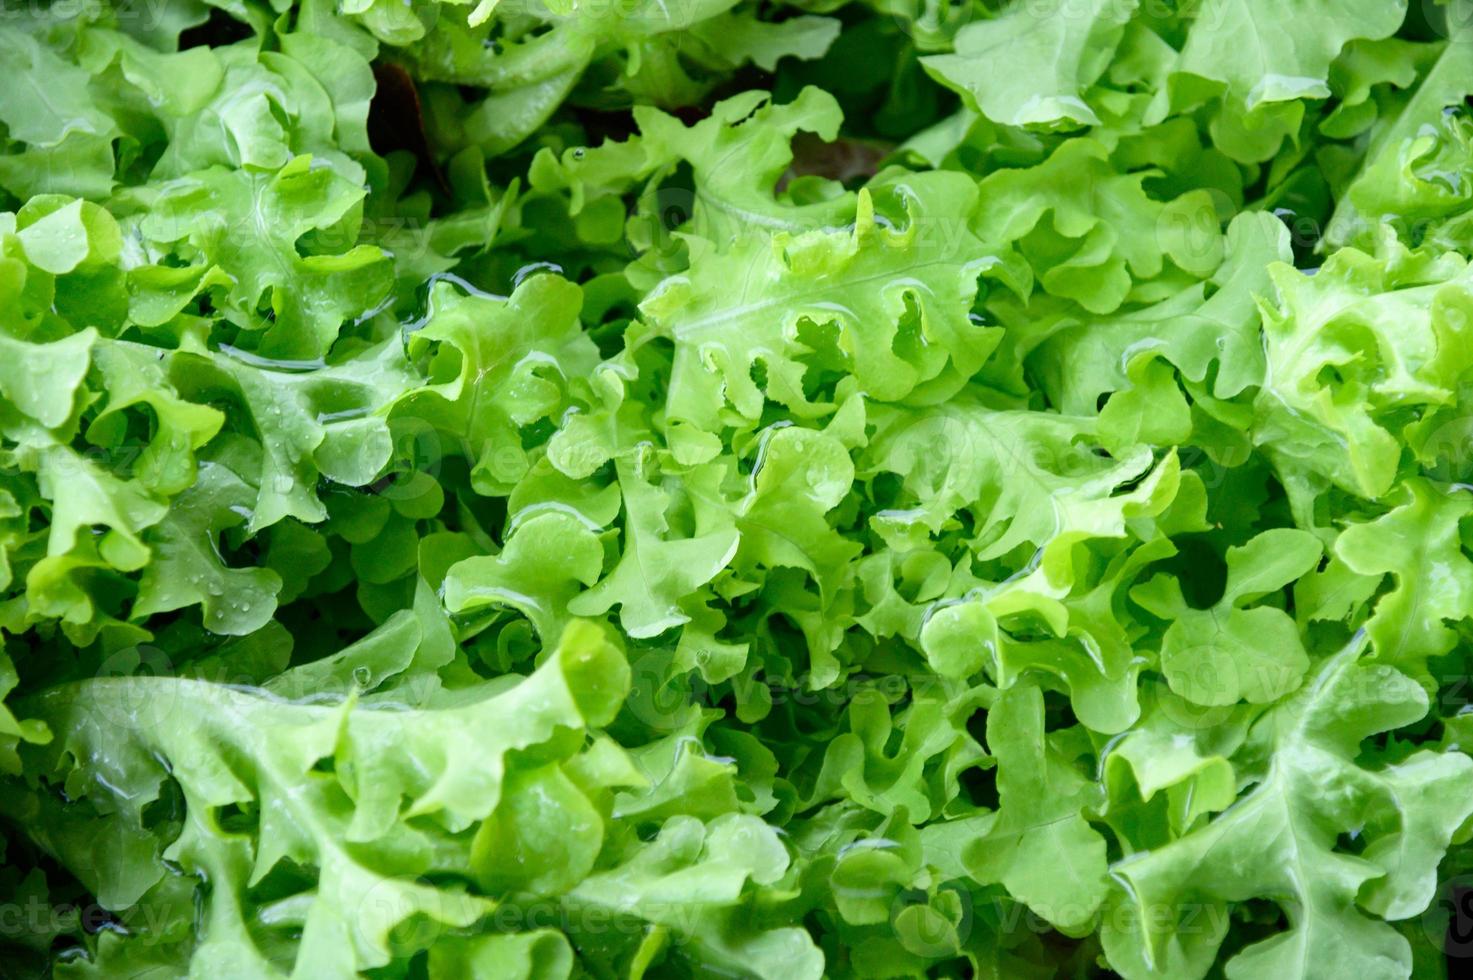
[9,0,1473,977]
